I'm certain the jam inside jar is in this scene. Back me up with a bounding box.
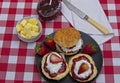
[37,0,61,21]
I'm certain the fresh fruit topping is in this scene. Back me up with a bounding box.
[50,53,63,63]
[78,63,89,74]
[45,34,56,50]
[35,43,50,55]
[81,44,97,55]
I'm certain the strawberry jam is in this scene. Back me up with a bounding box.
[44,56,66,77]
[71,55,94,80]
[37,0,61,21]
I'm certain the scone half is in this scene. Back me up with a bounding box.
[41,52,69,80]
[68,53,97,82]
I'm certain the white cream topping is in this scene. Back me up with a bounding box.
[46,52,63,74]
[61,39,83,53]
[74,60,92,78]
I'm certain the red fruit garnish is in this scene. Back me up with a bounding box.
[78,63,89,74]
[45,34,56,50]
[82,44,97,55]
[50,53,63,63]
[35,43,50,55]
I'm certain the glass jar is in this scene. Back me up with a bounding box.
[37,0,61,21]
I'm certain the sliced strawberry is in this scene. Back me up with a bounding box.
[35,43,50,56]
[81,44,97,55]
[45,34,56,50]
[50,53,63,63]
[78,63,89,74]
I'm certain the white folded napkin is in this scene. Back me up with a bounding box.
[61,0,114,45]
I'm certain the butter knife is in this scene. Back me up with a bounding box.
[63,0,109,35]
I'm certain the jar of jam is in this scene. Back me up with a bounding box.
[37,0,61,21]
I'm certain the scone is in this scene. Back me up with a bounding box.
[68,53,97,82]
[54,28,83,55]
[41,52,69,80]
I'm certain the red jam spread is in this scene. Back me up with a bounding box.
[37,0,61,21]
[44,56,66,77]
[71,55,94,80]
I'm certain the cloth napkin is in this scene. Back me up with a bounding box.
[61,0,114,45]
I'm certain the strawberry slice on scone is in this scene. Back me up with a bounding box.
[50,53,63,64]
[78,63,89,74]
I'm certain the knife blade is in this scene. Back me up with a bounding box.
[63,0,109,35]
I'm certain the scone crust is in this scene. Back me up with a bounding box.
[69,53,97,82]
[41,53,69,80]
[54,28,80,48]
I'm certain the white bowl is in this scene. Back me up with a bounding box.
[16,17,42,42]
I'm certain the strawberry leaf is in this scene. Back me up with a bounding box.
[35,43,41,53]
[46,34,53,40]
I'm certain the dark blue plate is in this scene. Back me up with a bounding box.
[36,31,103,83]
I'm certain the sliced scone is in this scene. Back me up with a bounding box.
[54,28,83,55]
[41,52,69,80]
[68,53,97,82]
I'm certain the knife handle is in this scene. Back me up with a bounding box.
[87,17,109,34]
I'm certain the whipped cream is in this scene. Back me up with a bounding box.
[46,52,63,74]
[74,60,92,79]
[61,39,83,53]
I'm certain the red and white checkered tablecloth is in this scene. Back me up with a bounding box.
[0,0,120,83]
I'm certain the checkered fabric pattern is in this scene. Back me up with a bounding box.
[0,0,120,83]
